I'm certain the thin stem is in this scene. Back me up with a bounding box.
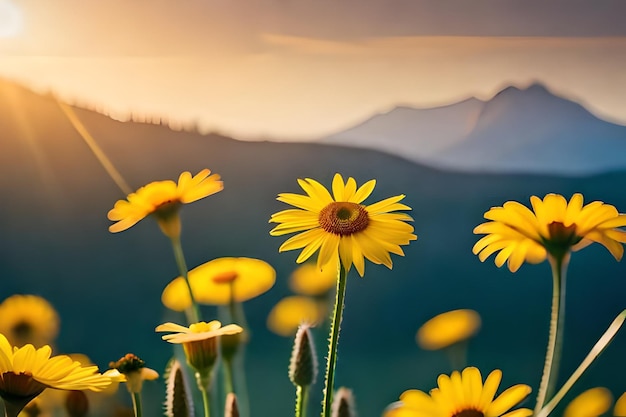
[131,392,143,417]
[229,290,251,417]
[3,401,25,417]
[200,387,212,417]
[536,310,626,417]
[295,385,310,417]
[196,371,213,417]
[321,264,348,417]
[223,357,235,395]
[445,341,468,372]
[534,255,568,415]
[170,236,201,324]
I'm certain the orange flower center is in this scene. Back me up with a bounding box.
[452,409,484,417]
[212,271,238,284]
[318,202,369,236]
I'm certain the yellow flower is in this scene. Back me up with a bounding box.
[161,257,276,311]
[269,173,417,277]
[417,309,481,351]
[0,334,111,415]
[267,296,325,337]
[473,193,626,272]
[563,387,612,417]
[614,392,626,416]
[107,169,223,237]
[289,261,338,296]
[0,294,60,348]
[384,367,532,417]
[105,353,158,394]
[155,321,243,373]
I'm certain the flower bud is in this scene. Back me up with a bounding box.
[288,324,317,387]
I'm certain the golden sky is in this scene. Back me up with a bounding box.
[1,0,626,140]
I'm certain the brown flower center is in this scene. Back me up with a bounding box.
[318,202,369,236]
[543,221,582,259]
[11,321,33,343]
[154,201,181,219]
[212,271,238,284]
[110,353,146,374]
[452,409,484,417]
[0,372,47,402]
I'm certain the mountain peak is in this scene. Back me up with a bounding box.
[491,82,551,100]
[322,81,626,175]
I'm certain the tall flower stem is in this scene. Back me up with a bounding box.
[3,400,27,417]
[536,310,626,417]
[131,392,143,417]
[295,385,309,417]
[226,290,251,417]
[223,358,235,395]
[169,236,201,324]
[534,254,569,415]
[321,264,347,417]
[196,372,212,417]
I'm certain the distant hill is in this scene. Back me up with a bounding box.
[321,83,626,176]
[2,79,626,417]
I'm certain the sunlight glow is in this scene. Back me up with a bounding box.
[0,0,22,38]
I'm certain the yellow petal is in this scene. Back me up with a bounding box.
[486,384,532,416]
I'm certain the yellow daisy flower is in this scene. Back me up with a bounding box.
[384,367,532,417]
[417,309,481,351]
[155,321,243,373]
[161,257,276,310]
[0,334,111,416]
[614,392,626,416]
[563,387,612,417]
[289,261,338,296]
[107,169,223,237]
[473,193,626,272]
[105,353,159,394]
[267,296,325,337]
[0,294,60,348]
[269,173,417,277]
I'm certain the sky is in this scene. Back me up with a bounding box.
[1,0,626,140]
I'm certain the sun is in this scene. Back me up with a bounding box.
[0,0,23,38]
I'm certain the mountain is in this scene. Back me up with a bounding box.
[321,83,626,176]
[2,79,626,416]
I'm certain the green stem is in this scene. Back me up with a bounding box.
[534,254,568,415]
[228,290,251,417]
[200,387,211,417]
[321,264,348,417]
[170,236,201,324]
[536,310,626,417]
[295,385,309,417]
[224,357,235,394]
[445,341,468,372]
[3,401,25,417]
[196,371,213,417]
[131,392,143,417]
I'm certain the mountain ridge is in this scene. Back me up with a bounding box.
[321,82,626,176]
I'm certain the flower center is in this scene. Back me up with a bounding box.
[543,222,582,259]
[110,353,146,374]
[11,321,33,343]
[154,201,181,219]
[212,271,238,284]
[0,372,47,401]
[452,409,484,417]
[318,202,369,236]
